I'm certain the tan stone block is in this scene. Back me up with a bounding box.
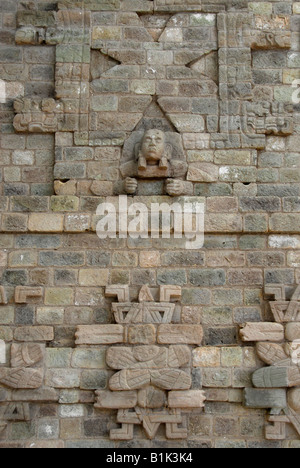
[140,251,161,268]
[15,286,44,304]
[95,390,137,409]
[181,306,202,324]
[28,214,64,233]
[75,325,124,345]
[193,347,221,367]
[157,325,203,345]
[128,325,156,344]
[240,323,284,342]
[14,326,54,342]
[168,390,206,408]
[79,269,109,287]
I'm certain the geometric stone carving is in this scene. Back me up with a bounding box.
[159,285,182,302]
[105,285,130,303]
[112,303,175,324]
[93,285,205,440]
[15,286,44,304]
[268,285,300,323]
[265,285,286,301]
[0,403,30,422]
[240,323,284,342]
[0,286,8,305]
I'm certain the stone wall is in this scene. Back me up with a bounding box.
[0,0,300,448]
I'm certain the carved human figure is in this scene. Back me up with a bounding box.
[124,129,192,197]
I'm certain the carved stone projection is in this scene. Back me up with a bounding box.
[121,130,193,197]
[80,285,206,440]
[241,285,300,440]
[0,343,45,390]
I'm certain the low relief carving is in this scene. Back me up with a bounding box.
[242,285,300,440]
[90,285,205,440]
[0,344,45,390]
[13,98,61,134]
[121,130,193,197]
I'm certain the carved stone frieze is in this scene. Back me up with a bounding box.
[242,285,300,440]
[87,285,205,440]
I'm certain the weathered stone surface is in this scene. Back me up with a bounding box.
[0,368,43,389]
[157,325,203,345]
[14,327,54,342]
[11,344,44,368]
[244,389,287,409]
[240,323,284,342]
[75,325,124,345]
[128,325,156,344]
[168,390,206,408]
[286,323,300,342]
[95,390,137,409]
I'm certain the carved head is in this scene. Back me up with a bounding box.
[138,129,171,171]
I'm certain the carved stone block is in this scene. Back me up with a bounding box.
[15,286,44,304]
[112,303,175,324]
[95,390,138,409]
[128,325,156,344]
[138,387,167,409]
[240,323,284,342]
[265,285,286,301]
[168,390,206,409]
[285,323,300,342]
[159,285,182,302]
[11,344,44,368]
[157,324,203,345]
[256,343,288,365]
[105,285,130,303]
[252,366,300,388]
[0,368,43,389]
[244,388,287,409]
[75,325,125,345]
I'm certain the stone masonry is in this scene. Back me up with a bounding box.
[0,0,300,449]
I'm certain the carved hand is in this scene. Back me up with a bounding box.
[125,177,138,194]
[166,179,184,197]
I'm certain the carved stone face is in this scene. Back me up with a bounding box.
[141,129,166,166]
